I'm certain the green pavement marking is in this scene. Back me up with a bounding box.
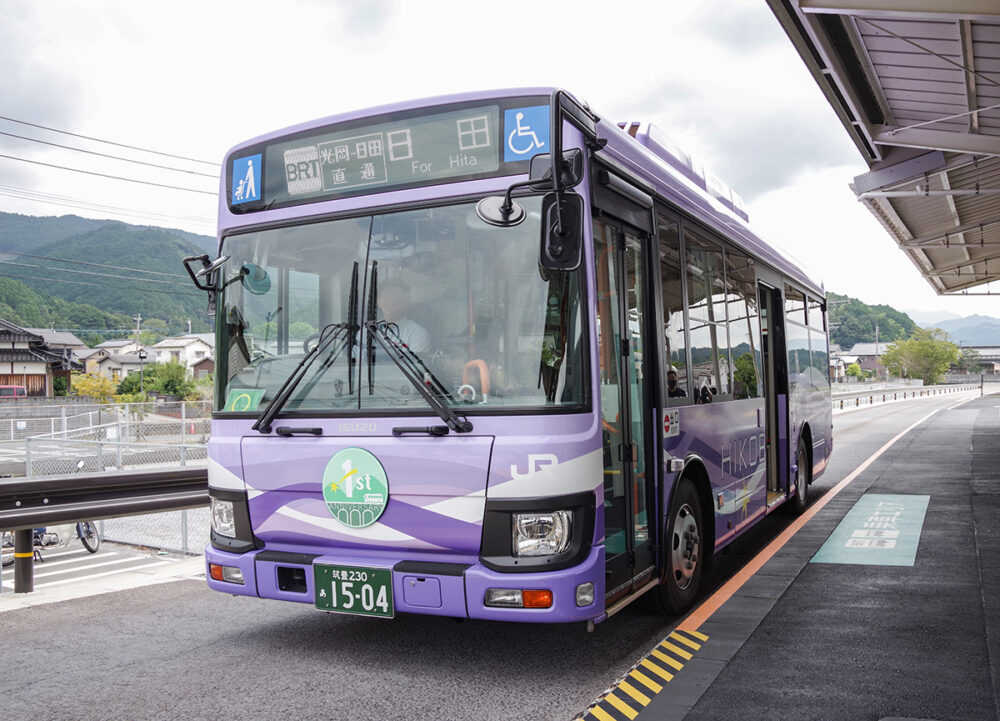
[811,493,929,567]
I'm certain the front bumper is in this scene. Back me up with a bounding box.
[205,544,606,623]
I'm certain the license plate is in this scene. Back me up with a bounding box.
[314,564,394,618]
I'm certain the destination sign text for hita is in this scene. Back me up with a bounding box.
[269,105,501,201]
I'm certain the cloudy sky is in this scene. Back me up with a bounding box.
[1,0,995,318]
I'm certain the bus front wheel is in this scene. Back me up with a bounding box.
[647,478,704,615]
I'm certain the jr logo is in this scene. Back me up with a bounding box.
[510,453,559,479]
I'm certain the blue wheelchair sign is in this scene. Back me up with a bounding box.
[504,106,549,162]
[232,154,262,204]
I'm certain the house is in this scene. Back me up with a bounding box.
[96,339,143,355]
[0,319,81,396]
[78,347,110,375]
[151,335,214,373]
[93,352,148,383]
[191,357,215,379]
[25,328,88,356]
[847,342,887,376]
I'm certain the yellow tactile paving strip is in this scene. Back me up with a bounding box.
[577,629,709,721]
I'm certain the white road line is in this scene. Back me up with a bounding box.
[1,552,118,575]
[23,556,149,580]
[34,561,173,588]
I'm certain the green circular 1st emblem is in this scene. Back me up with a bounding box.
[322,448,389,528]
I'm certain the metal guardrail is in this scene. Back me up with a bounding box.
[832,383,983,411]
[0,467,208,593]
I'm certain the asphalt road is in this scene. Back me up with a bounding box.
[0,391,990,721]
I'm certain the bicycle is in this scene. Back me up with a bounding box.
[1,522,101,567]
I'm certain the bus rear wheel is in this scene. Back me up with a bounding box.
[790,439,810,515]
[647,478,704,615]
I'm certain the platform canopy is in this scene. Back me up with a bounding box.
[768,1,1000,295]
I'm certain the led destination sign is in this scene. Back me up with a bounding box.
[259,105,502,207]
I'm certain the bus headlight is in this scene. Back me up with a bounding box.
[512,510,572,556]
[211,499,237,538]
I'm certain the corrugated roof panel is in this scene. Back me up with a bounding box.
[770,2,1000,295]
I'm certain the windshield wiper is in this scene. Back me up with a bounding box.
[253,262,360,434]
[366,319,473,434]
[252,322,351,434]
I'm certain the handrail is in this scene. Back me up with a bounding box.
[0,467,209,531]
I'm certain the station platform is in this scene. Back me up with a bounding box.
[627,393,1000,720]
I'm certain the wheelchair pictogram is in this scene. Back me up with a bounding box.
[507,112,546,156]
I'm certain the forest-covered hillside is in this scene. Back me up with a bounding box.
[0,212,216,341]
[827,292,919,349]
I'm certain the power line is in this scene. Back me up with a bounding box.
[0,130,218,178]
[0,114,219,167]
[0,270,203,298]
[9,252,192,279]
[0,184,214,228]
[0,152,216,195]
[0,260,192,287]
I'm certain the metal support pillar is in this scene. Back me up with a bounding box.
[14,528,33,593]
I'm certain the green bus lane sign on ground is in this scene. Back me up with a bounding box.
[812,493,930,567]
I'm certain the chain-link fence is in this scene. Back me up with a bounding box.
[24,402,211,477]
[6,400,213,555]
[98,509,210,556]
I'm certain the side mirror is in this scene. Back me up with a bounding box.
[540,192,583,272]
[240,263,271,295]
[183,254,230,292]
[529,149,584,188]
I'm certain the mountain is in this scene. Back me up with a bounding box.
[0,277,131,333]
[903,309,963,326]
[0,213,218,340]
[827,292,918,349]
[931,314,1000,346]
[0,211,215,255]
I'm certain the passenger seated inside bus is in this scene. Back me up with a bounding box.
[667,369,686,398]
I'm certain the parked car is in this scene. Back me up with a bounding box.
[0,385,27,398]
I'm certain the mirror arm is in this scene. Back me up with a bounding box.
[503,177,542,216]
[183,255,213,292]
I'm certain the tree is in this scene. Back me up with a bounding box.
[72,372,118,402]
[117,363,159,395]
[881,328,958,385]
[734,352,759,397]
[846,362,863,380]
[956,347,982,374]
[152,361,196,397]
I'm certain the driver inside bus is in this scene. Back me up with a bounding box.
[378,277,431,354]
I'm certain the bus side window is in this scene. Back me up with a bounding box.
[784,285,809,393]
[658,214,688,405]
[685,226,731,401]
[726,247,762,400]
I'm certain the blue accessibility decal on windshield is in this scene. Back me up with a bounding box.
[232,154,262,204]
[504,105,549,162]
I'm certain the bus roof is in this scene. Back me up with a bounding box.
[220,87,824,297]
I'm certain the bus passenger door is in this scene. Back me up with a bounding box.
[758,282,788,504]
[594,216,655,603]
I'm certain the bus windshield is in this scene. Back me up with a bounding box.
[218,196,587,414]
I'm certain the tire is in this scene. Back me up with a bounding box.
[646,478,705,614]
[1,531,14,568]
[790,439,811,515]
[78,521,101,553]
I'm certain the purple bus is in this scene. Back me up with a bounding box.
[189,88,831,626]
